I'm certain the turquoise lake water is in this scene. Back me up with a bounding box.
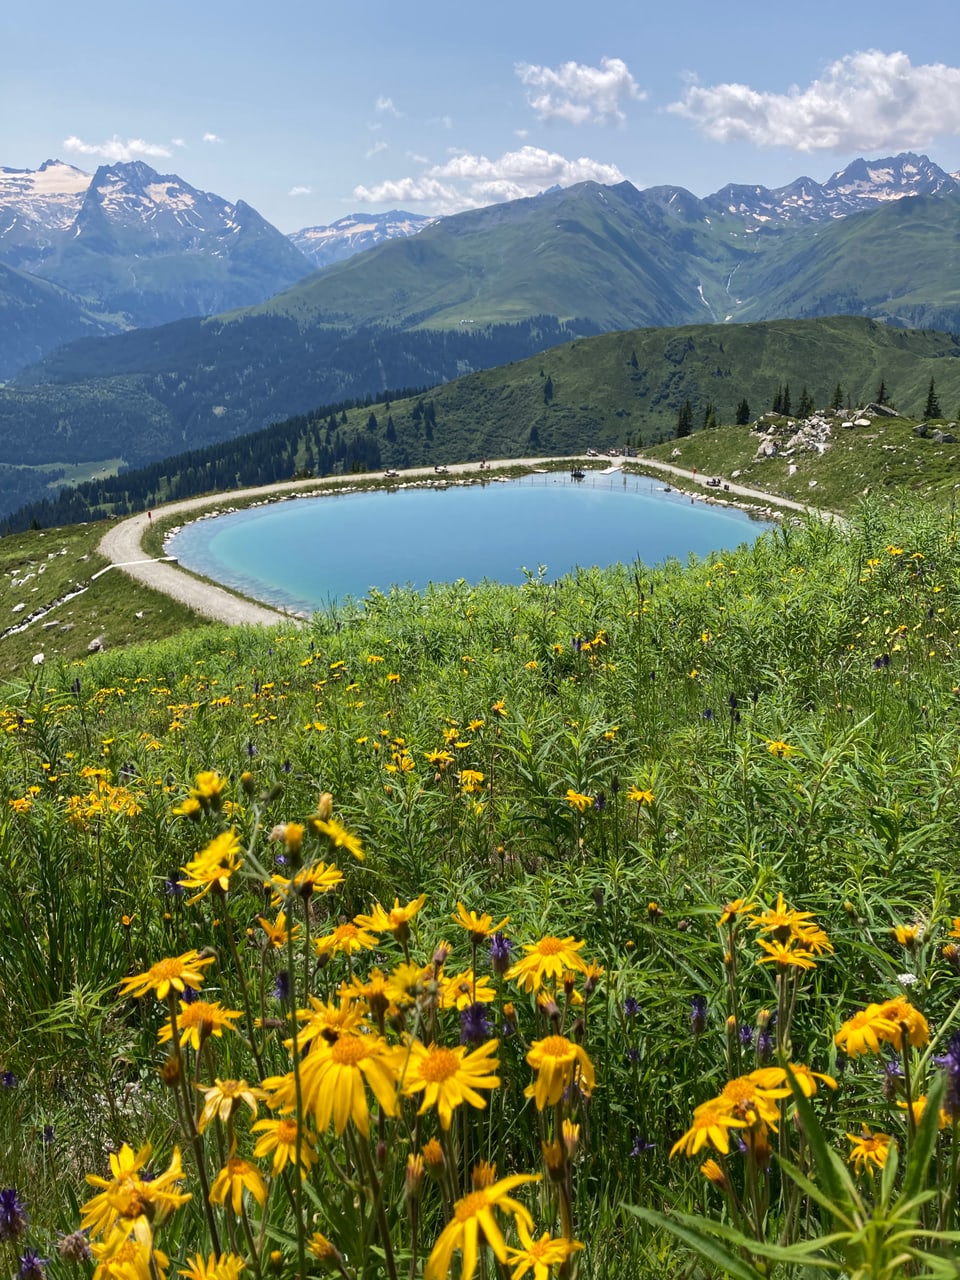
[167,472,774,613]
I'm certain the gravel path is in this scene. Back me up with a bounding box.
[97,455,824,627]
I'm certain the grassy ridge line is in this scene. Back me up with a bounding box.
[3,317,960,492]
[5,315,960,533]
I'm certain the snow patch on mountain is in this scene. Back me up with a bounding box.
[290,209,436,268]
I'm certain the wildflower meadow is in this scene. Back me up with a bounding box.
[5,497,960,1278]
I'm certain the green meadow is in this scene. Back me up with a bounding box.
[4,489,960,1277]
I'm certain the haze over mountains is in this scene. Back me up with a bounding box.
[1,150,959,488]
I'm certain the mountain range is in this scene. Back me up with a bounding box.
[0,160,434,378]
[2,151,960,475]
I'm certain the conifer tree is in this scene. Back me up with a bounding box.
[676,400,693,438]
[735,398,750,425]
[831,383,844,411]
[925,378,941,419]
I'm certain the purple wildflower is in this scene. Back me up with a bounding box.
[624,996,641,1018]
[17,1249,47,1280]
[690,995,708,1037]
[1,1071,17,1088]
[489,933,513,976]
[629,1133,655,1157]
[0,1189,28,1243]
[459,1003,493,1046]
[273,970,291,1003]
[935,1030,960,1115]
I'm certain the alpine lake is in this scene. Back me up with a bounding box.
[166,469,776,614]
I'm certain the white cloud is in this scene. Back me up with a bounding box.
[668,50,960,151]
[63,135,173,162]
[171,137,187,148]
[516,56,644,124]
[376,96,401,117]
[353,144,626,214]
[427,114,453,130]
[366,140,388,159]
[288,185,311,196]
[202,132,223,144]
[353,174,461,208]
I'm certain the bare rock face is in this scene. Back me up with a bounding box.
[863,402,899,418]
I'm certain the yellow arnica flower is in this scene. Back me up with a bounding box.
[298,1031,399,1137]
[779,1064,837,1097]
[898,1095,950,1130]
[506,936,588,992]
[187,770,226,811]
[670,1101,748,1158]
[92,1226,169,1280]
[314,921,380,958]
[847,1127,891,1174]
[311,816,365,861]
[158,999,242,1051]
[425,1173,540,1280]
[440,969,496,1010]
[565,789,593,813]
[720,1071,791,1127]
[749,893,816,942]
[293,996,367,1050]
[196,1079,264,1132]
[718,898,755,927]
[505,1222,584,1280]
[400,1039,501,1129]
[179,1254,246,1280]
[308,1233,342,1265]
[118,950,215,1001]
[257,910,300,949]
[209,1151,268,1214]
[82,1143,190,1240]
[700,1158,728,1188]
[756,939,817,970]
[270,860,343,904]
[354,893,427,936]
[626,785,655,805]
[251,1116,317,1178]
[835,998,928,1057]
[178,829,242,903]
[453,903,510,943]
[892,923,923,947]
[878,997,929,1049]
[525,1035,596,1110]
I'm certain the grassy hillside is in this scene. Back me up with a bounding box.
[5,315,960,530]
[5,499,960,1277]
[736,194,960,332]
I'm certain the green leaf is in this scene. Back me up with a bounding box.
[903,1070,947,1204]
[784,1065,858,1222]
[625,1205,767,1280]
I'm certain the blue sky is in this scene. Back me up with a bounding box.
[4,0,960,232]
